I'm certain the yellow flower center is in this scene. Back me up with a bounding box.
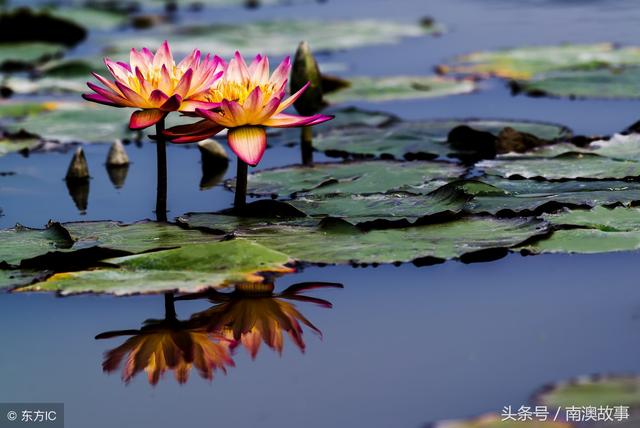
[207,80,278,105]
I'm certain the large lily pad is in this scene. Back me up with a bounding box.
[234,216,547,265]
[227,161,466,198]
[47,7,128,30]
[315,120,571,160]
[4,101,137,143]
[478,153,640,180]
[21,239,293,295]
[0,269,45,291]
[432,414,570,428]
[105,19,437,58]
[535,375,640,408]
[0,138,41,157]
[0,42,64,68]
[514,66,640,99]
[0,223,73,266]
[464,179,640,215]
[446,43,640,80]
[325,76,475,103]
[506,133,640,161]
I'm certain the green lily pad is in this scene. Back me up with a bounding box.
[478,153,640,180]
[234,216,547,264]
[507,133,640,161]
[542,206,640,231]
[62,221,219,253]
[316,107,398,129]
[515,66,640,99]
[47,7,127,30]
[0,42,64,68]
[0,138,41,157]
[228,161,466,198]
[21,239,293,295]
[0,101,58,118]
[0,223,73,266]
[431,414,570,428]
[325,76,475,103]
[315,119,571,160]
[288,184,470,226]
[446,43,640,80]
[535,375,640,408]
[0,269,45,291]
[4,101,136,143]
[464,179,640,215]
[105,19,437,58]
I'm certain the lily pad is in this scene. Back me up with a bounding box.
[507,133,640,161]
[432,414,570,428]
[47,7,128,30]
[0,42,64,69]
[4,101,137,143]
[227,161,466,198]
[0,101,58,119]
[0,138,41,157]
[325,76,475,103]
[0,223,73,266]
[464,179,640,215]
[62,220,219,253]
[21,239,293,295]
[535,375,640,408]
[106,19,437,58]
[446,43,640,80]
[235,216,547,265]
[315,119,571,160]
[478,153,640,180]
[514,66,640,99]
[0,269,45,290]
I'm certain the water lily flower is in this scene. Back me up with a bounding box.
[82,40,224,130]
[189,281,342,359]
[164,52,334,166]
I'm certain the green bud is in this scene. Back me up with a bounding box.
[291,41,325,116]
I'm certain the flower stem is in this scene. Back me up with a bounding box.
[234,158,248,212]
[301,126,313,166]
[164,292,176,321]
[155,119,168,222]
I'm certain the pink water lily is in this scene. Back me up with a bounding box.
[164,52,333,166]
[82,41,224,130]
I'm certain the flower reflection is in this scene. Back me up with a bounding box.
[96,294,234,385]
[96,280,342,385]
[186,281,343,359]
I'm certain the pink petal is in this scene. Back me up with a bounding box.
[227,126,267,166]
[164,120,225,143]
[269,56,291,86]
[195,107,224,123]
[104,58,131,82]
[249,55,269,84]
[263,113,333,128]
[243,86,264,113]
[221,100,246,125]
[129,109,166,130]
[153,40,174,70]
[180,100,222,113]
[252,96,282,124]
[160,94,182,111]
[91,72,120,93]
[226,51,250,83]
[174,68,193,98]
[114,81,147,106]
[130,48,150,75]
[275,81,310,114]
[82,93,123,107]
[86,82,130,106]
[149,89,169,106]
[159,64,172,94]
[177,49,201,70]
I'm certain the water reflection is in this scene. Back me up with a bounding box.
[96,280,342,385]
[106,164,129,189]
[65,179,89,214]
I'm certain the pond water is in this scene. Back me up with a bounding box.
[2,0,640,427]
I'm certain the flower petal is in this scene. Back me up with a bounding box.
[275,81,309,114]
[262,113,333,128]
[269,56,291,86]
[160,94,182,111]
[174,68,193,98]
[180,100,222,113]
[226,51,250,83]
[129,109,166,130]
[227,126,267,167]
[164,120,225,143]
[153,40,174,70]
[149,89,169,107]
[82,93,123,107]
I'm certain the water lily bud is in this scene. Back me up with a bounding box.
[65,147,89,181]
[291,41,325,116]
[106,140,130,167]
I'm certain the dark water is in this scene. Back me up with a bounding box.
[2,0,640,427]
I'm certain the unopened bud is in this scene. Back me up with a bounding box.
[106,140,130,167]
[291,41,325,115]
[65,147,89,181]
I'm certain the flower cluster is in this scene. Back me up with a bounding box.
[84,42,333,166]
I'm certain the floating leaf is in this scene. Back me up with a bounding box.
[4,101,136,143]
[21,240,293,295]
[535,375,640,408]
[0,223,73,266]
[227,161,466,198]
[0,269,44,290]
[446,43,640,80]
[514,66,640,99]
[431,414,570,428]
[507,133,640,161]
[478,153,640,180]
[47,7,128,30]
[0,138,41,157]
[105,19,436,58]
[234,216,547,264]
[0,42,64,68]
[315,119,571,160]
[325,76,475,103]
[464,179,640,215]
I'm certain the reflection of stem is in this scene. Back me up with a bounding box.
[301,126,313,166]
[234,158,248,212]
[164,293,176,321]
[155,119,168,222]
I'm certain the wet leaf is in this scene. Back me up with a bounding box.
[325,76,475,103]
[506,133,640,161]
[0,223,73,266]
[535,375,640,408]
[105,19,437,58]
[446,43,640,80]
[478,153,640,180]
[0,269,44,290]
[47,7,128,30]
[0,42,64,68]
[315,119,570,160]
[0,138,41,157]
[21,240,293,295]
[227,161,466,198]
[432,414,570,428]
